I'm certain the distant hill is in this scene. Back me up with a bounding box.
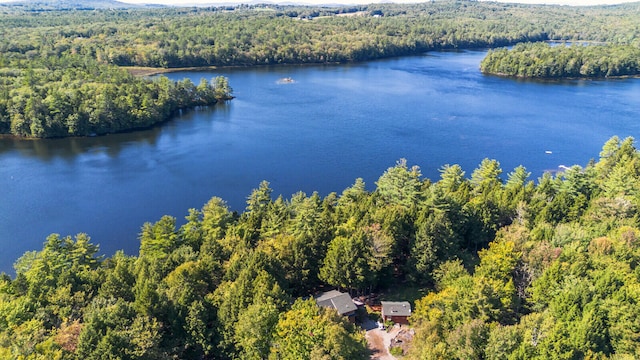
[0,0,152,10]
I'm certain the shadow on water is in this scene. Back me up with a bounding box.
[0,128,161,161]
[0,105,228,161]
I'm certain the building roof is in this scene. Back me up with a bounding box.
[315,290,358,316]
[381,301,412,318]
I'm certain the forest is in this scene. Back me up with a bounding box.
[2,136,640,358]
[480,42,640,78]
[2,1,638,68]
[0,53,233,138]
[3,0,640,358]
[2,1,640,137]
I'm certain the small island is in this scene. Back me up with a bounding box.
[480,42,640,79]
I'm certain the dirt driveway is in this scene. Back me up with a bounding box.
[362,318,400,360]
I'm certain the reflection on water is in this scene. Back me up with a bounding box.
[1,50,640,274]
[0,111,191,161]
[0,105,233,161]
[0,128,160,160]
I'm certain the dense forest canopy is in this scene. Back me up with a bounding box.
[2,0,640,137]
[480,42,640,78]
[2,1,640,68]
[3,137,640,358]
[0,54,232,138]
[3,1,640,358]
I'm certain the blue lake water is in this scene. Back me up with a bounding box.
[1,49,639,273]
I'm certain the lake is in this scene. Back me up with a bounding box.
[1,50,639,273]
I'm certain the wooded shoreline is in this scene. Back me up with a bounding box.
[481,42,640,79]
[2,1,639,138]
[3,136,640,358]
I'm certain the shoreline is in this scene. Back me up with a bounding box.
[8,52,638,140]
[481,70,640,81]
[123,61,348,77]
[123,66,221,76]
[0,105,227,140]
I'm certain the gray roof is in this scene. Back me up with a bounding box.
[381,301,412,317]
[315,290,358,316]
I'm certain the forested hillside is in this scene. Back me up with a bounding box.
[2,137,640,358]
[3,1,640,357]
[407,137,640,359]
[2,1,640,137]
[2,1,639,68]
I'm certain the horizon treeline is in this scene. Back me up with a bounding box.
[2,136,640,358]
[2,1,640,138]
[2,1,639,69]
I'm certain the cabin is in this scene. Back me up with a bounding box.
[315,290,358,320]
[381,301,412,325]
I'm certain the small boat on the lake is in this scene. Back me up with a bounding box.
[277,77,295,84]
